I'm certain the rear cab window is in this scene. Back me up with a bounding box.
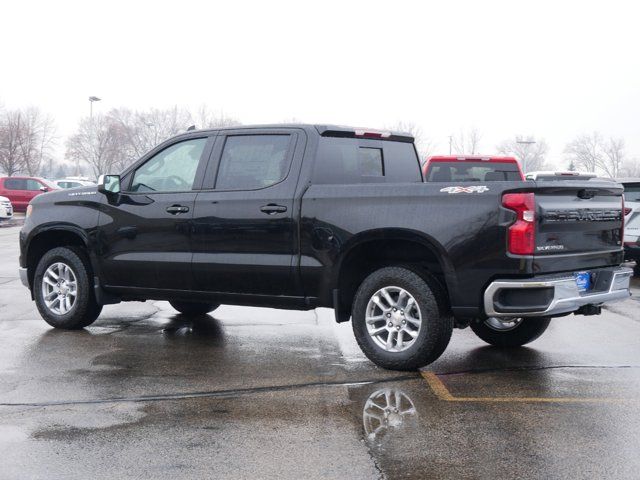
[623,183,640,202]
[313,137,420,184]
[425,161,522,182]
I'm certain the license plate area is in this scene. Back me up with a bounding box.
[574,271,591,292]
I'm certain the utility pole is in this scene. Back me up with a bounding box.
[448,135,453,155]
[516,138,536,173]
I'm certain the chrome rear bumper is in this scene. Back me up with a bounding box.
[484,266,633,318]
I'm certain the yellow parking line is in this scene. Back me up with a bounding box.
[420,371,635,404]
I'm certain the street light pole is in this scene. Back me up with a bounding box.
[85,96,102,177]
[89,96,101,120]
[516,138,536,173]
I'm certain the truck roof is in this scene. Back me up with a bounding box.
[182,124,415,143]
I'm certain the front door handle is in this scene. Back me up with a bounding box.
[260,204,287,215]
[166,204,190,215]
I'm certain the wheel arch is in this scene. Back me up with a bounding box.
[25,225,90,291]
[332,228,456,322]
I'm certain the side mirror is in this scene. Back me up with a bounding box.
[98,174,121,195]
[39,186,48,192]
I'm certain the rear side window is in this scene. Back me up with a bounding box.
[4,179,26,190]
[314,138,420,184]
[215,135,292,190]
[426,162,521,182]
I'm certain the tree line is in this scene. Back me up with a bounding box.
[1,106,639,178]
[417,127,639,177]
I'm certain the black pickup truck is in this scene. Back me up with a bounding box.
[19,125,632,370]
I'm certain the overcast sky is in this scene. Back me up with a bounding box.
[1,0,639,166]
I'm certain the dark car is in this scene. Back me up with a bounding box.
[18,124,632,370]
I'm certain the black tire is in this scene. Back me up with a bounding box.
[170,301,220,316]
[634,263,640,277]
[34,246,102,329]
[470,317,551,347]
[352,266,453,371]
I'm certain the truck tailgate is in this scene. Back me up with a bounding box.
[532,180,624,272]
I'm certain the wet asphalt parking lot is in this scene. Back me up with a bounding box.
[1,223,639,479]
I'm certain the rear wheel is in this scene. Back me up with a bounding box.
[470,316,551,347]
[34,247,102,329]
[351,266,453,371]
[170,301,220,316]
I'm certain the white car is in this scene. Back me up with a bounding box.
[0,195,13,221]
[53,178,96,189]
[620,178,640,275]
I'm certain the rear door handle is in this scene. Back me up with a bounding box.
[166,205,190,215]
[260,204,287,215]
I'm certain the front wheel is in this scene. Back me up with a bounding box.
[470,316,551,347]
[351,267,453,371]
[170,301,220,316]
[34,247,102,329]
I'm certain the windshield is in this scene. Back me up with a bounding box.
[425,161,522,182]
[41,178,60,189]
[623,183,640,202]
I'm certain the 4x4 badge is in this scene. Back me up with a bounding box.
[440,186,489,194]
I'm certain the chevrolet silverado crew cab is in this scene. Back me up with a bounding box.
[19,125,632,370]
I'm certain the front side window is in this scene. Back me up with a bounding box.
[131,138,207,192]
[215,135,291,190]
[26,179,43,191]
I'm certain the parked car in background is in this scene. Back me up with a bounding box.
[0,176,58,212]
[0,195,13,221]
[619,178,640,275]
[53,178,97,189]
[422,156,524,182]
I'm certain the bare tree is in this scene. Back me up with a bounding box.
[65,114,122,179]
[497,135,549,173]
[619,157,640,178]
[564,133,626,178]
[451,128,482,155]
[66,105,242,176]
[601,137,625,178]
[16,108,56,176]
[0,107,55,176]
[194,105,241,129]
[0,110,26,176]
[564,132,603,173]
[385,121,435,160]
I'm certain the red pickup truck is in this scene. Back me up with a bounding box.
[422,156,525,182]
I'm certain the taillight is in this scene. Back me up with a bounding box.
[502,193,536,255]
[624,207,632,216]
